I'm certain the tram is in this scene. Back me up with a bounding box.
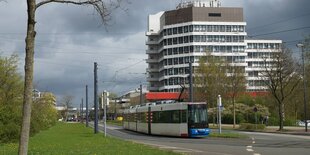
[123,100,210,137]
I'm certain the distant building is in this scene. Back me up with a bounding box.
[118,86,149,108]
[146,0,282,93]
[32,89,57,106]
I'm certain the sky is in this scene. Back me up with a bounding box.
[0,0,309,107]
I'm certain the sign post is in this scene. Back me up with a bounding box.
[218,95,222,134]
[254,107,258,130]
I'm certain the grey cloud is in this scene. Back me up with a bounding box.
[1,0,309,106]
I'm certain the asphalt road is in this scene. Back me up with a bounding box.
[92,123,310,155]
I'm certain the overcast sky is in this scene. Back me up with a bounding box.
[0,0,309,107]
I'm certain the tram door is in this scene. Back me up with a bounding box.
[148,107,151,135]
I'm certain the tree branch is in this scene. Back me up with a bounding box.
[36,0,122,24]
[37,0,100,9]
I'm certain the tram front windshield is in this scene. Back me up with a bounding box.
[188,104,208,128]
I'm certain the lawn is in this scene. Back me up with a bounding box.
[0,123,179,155]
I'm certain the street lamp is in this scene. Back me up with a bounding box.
[297,43,308,132]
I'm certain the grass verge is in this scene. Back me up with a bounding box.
[106,120,123,126]
[0,123,179,155]
[209,132,248,138]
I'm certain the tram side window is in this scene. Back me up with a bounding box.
[123,114,127,121]
[181,110,187,123]
[151,110,187,123]
[140,113,146,123]
[171,110,180,123]
[136,113,140,122]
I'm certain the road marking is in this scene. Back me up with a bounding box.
[253,153,261,155]
[159,146,177,149]
[246,145,253,152]
[173,150,194,153]
[242,131,310,140]
[135,141,203,153]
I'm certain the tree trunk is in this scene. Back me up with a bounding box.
[233,98,236,128]
[18,0,36,155]
[278,102,284,131]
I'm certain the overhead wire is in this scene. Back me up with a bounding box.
[249,26,310,38]
[247,12,310,31]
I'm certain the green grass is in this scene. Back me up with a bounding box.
[0,123,179,155]
[209,132,248,138]
[106,120,123,126]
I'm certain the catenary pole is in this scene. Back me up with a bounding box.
[103,91,107,137]
[140,84,143,105]
[94,62,98,133]
[189,62,193,102]
[86,85,89,127]
[218,95,222,134]
[81,98,83,123]
[297,43,308,132]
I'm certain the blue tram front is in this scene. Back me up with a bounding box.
[187,103,210,137]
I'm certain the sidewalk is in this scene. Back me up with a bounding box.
[264,125,310,136]
[211,124,310,136]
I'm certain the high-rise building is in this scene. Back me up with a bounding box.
[146,0,282,92]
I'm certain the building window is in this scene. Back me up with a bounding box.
[174,68,179,75]
[168,28,172,35]
[178,27,183,34]
[194,25,200,32]
[209,13,221,17]
[168,68,173,75]
[184,36,189,43]
[179,47,184,54]
[207,25,212,32]
[184,46,189,53]
[168,59,172,65]
[189,25,193,32]
[179,57,184,64]
[178,37,183,44]
[226,26,231,32]
[173,48,178,55]
[168,48,172,55]
[201,25,206,32]
[173,28,177,34]
[173,38,178,44]
[184,26,188,33]
[174,58,178,65]
[168,38,172,45]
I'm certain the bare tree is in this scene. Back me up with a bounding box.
[226,65,246,128]
[19,0,124,154]
[195,52,227,125]
[260,45,301,131]
[61,95,74,122]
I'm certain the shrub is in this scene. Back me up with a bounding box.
[239,123,266,131]
[267,117,278,126]
[284,119,296,126]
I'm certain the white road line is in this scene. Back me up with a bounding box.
[159,146,177,149]
[246,149,254,152]
[135,141,203,153]
[247,146,252,148]
[253,153,261,155]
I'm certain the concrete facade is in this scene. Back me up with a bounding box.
[146,0,282,92]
